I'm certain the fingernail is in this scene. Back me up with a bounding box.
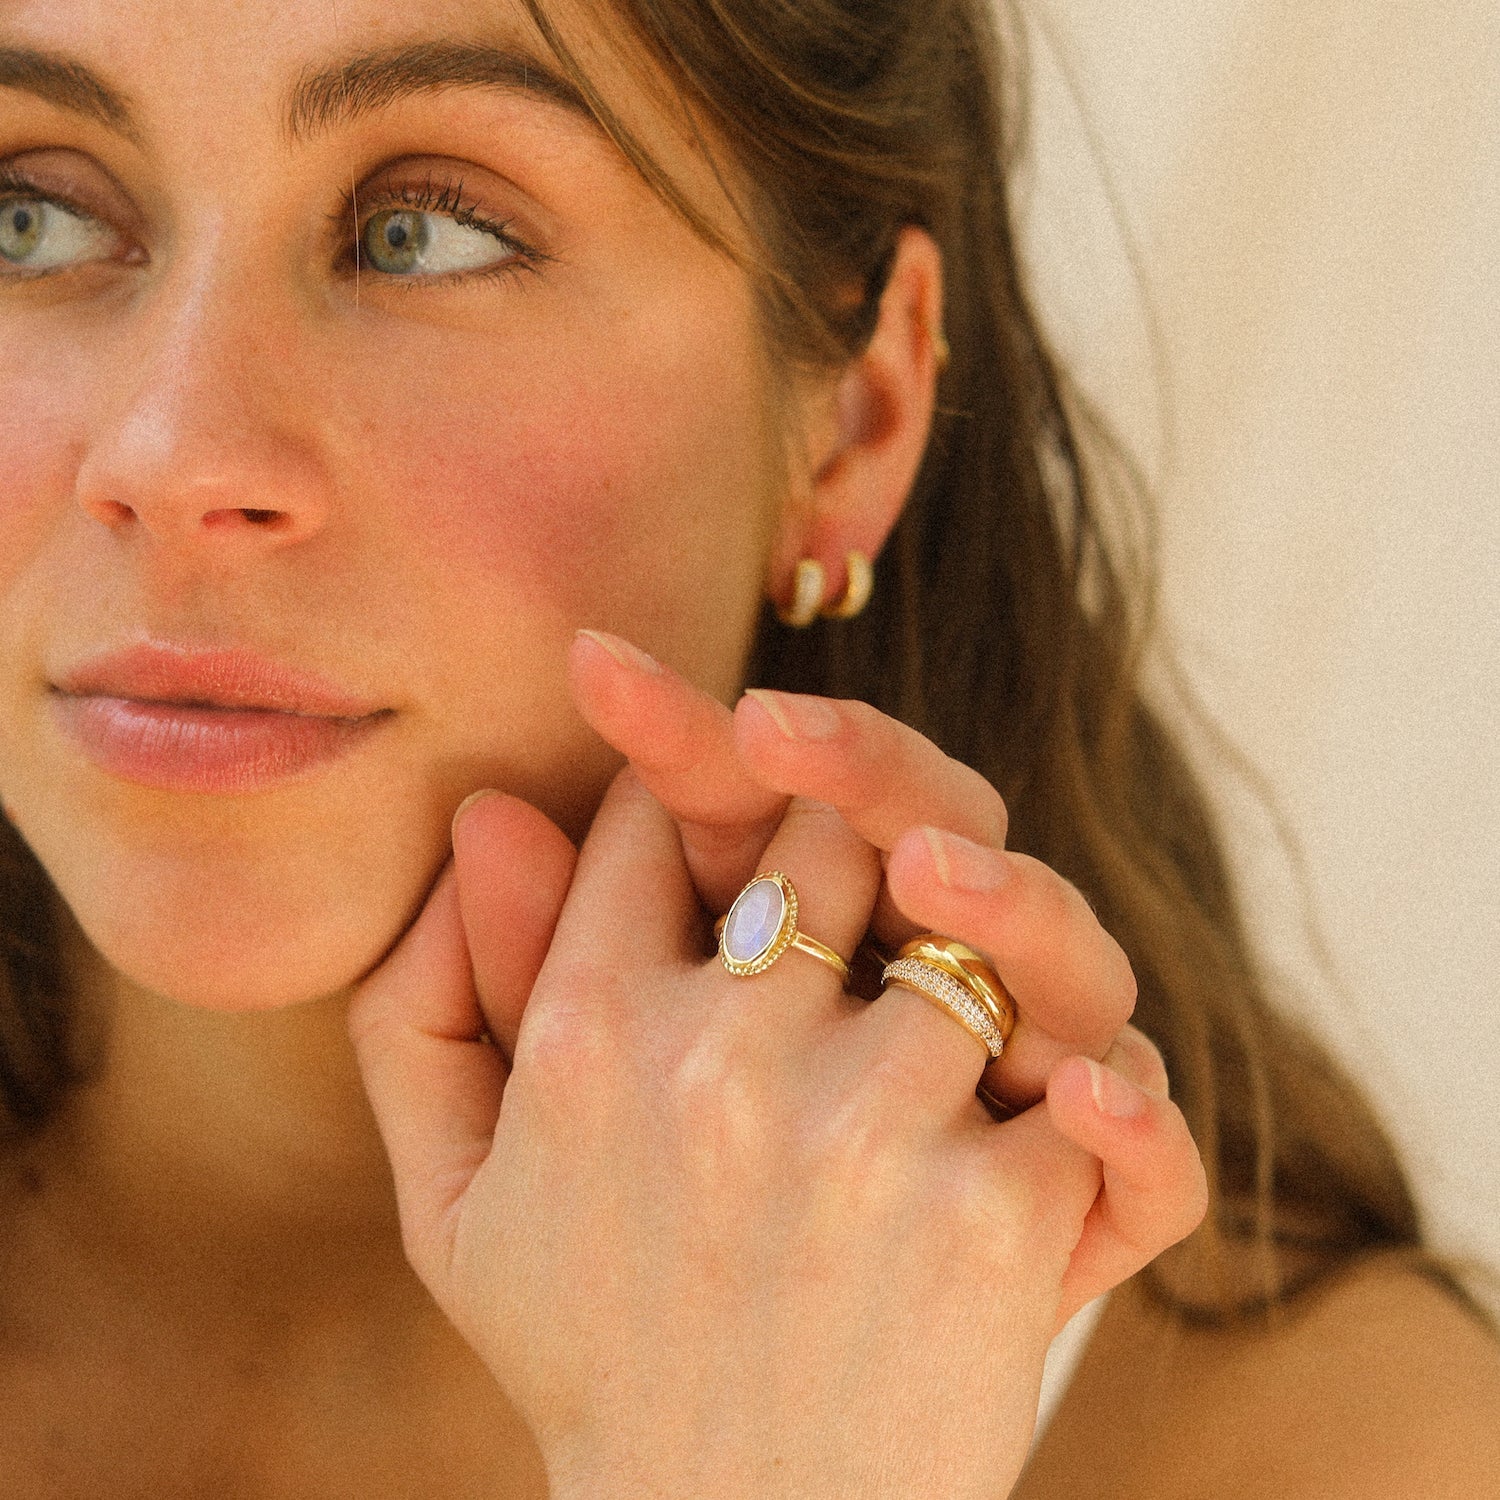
[921,826,1009,893]
[743,688,841,742]
[576,628,662,674]
[1116,1028,1171,1099]
[1087,1059,1148,1119]
[452,788,500,841]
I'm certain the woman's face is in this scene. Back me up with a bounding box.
[0,0,797,1009]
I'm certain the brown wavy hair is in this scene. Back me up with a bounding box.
[0,0,1491,1328]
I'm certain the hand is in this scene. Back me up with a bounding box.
[349,695,1205,1495]
[354,770,1105,1497]
[565,629,1206,1327]
[566,631,1132,1110]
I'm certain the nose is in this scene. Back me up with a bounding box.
[74,269,334,551]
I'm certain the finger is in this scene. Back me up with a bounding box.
[1044,1046,1209,1329]
[734,690,1008,942]
[885,825,1137,1108]
[543,765,704,978]
[568,630,786,912]
[726,797,882,1027]
[346,863,505,1286]
[1101,1023,1171,1100]
[450,790,578,1064]
[953,1098,1104,1284]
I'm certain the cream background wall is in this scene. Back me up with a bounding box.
[1014,1,1499,1302]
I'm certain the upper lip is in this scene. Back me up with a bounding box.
[51,643,389,719]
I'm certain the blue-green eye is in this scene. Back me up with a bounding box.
[361,206,520,278]
[0,195,117,271]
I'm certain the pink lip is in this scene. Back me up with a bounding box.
[48,644,392,794]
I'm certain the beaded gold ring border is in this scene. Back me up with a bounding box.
[716,871,851,983]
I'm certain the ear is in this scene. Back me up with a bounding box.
[770,225,946,619]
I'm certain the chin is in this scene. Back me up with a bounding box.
[68,881,413,1012]
[93,926,378,1012]
[18,808,442,1015]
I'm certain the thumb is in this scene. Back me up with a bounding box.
[347,792,575,1286]
[451,790,579,1064]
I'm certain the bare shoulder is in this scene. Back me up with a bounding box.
[1018,1252,1500,1499]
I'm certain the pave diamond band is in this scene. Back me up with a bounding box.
[882,957,1008,1057]
[880,936,1016,1062]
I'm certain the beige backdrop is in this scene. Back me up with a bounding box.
[1016,0,1499,1303]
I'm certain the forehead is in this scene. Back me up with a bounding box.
[1,0,596,134]
[0,0,754,262]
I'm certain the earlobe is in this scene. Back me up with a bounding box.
[770,225,945,625]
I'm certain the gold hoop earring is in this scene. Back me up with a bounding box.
[776,558,826,628]
[820,551,873,620]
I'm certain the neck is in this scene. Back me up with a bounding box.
[31,904,425,1331]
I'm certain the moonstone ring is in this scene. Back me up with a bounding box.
[717,871,851,982]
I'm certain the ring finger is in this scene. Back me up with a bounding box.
[712,796,883,1035]
[883,827,1137,1111]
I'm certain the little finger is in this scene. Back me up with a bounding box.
[1044,1043,1209,1330]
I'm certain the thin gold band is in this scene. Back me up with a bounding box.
[788,932,851,983]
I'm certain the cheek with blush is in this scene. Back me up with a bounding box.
[343,353,779,681]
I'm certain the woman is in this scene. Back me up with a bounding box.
[0,0,1495,1493]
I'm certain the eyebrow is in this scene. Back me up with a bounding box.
[0,46,139,140]
[0,38,593,148]
[284,39,593,142]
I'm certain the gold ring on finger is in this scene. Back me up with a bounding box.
[880,935,1016,1059]
[717,871,851,983]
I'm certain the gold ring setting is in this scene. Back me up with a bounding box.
[718,871,851,983]
[881,937,1016,1059]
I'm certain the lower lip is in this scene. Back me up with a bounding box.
[49,694,389,794]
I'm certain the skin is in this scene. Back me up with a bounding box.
[1,0,1489,1495]
[0,0,1202,1488]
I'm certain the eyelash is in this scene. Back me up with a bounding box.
[0,167,547,289]
[0,168,114,280]
[330,174,548,289]
[0,168,94,221]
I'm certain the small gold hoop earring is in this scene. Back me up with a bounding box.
[820,551,873,620]
[931,324,951,372]
[775,558,826,628]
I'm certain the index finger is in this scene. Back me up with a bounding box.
[733,690,1009,856]
[568,629,787,912]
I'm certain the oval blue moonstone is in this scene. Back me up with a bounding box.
[722,877,785,965]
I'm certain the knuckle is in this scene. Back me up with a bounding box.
[511,968,624,1101]
[1010,853,1074,935]
[838,698,896,767]
[954,765,1009,846]
[794,1054,909,1185]
[1184,1156,1211,1235]
[662,1011,777,1175]
[344,983,391,1051]
[1165,1112,1211,1238]
[939,1163,1026,1263]
[784,794,849,834]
